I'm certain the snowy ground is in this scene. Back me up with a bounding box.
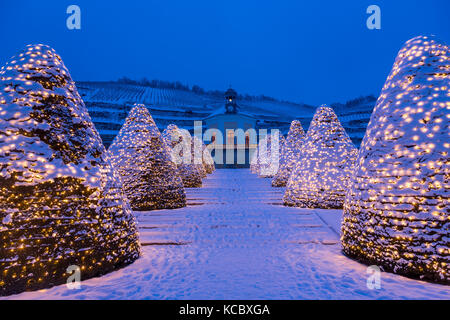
[4,169,449,300]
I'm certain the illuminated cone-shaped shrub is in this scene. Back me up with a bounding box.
[250,152,258,174]
[190,134,207,178]
[162,124,202,187]
[257,131,285,178]
[202,141,215,174]
[0,45,140,296]
[341,36,450,284]
[284,105,357,208]
[272,120,306,187]
[108,104,186,210]
[250,136,270,175]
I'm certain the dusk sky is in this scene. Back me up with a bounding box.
[1,0,449,105]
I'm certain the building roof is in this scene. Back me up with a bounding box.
[204,105,256,120]
[204,87,256,120]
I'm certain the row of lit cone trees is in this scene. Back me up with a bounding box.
[108,105,215,211]
[251,35,449,284]
[0,44,215,296]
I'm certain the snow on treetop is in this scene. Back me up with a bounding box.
[341,35,449,283]
[0,44,106,188]
[272,120,306,187]
[283,105,357,208]
[162,124,183,147]
[109,104,163,166]
[302,105,354,148]
[285,120,305,146]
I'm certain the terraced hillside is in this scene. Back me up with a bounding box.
[331,95,377,146]
[77,81,375,147]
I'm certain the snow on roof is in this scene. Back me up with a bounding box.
[204,105,256,120]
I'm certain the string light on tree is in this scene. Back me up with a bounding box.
[283,105,357,209]
[189,133,207,179]
[256,131,285,178]
[108,104,186,210]
[0,44,140,296]
[162,124,203,188]
[250,133,269,175]
[341,35,449,284]
[250,152,258,174]
[272,120,306,187]
[201,140,215,174]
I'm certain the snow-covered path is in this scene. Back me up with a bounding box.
[5,169,449,299]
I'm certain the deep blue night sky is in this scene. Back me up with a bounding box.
[0,0,449,105]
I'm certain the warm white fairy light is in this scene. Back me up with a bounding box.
[108,104,186,210]
[162,124,203,187]
[250,135,267,175]
[250,147,259,173]
[272,120,306,187]
[188,133,207,178]
[201,140,215,174]
[252,131,285,178]
[284,105,357,208]
[341,35,449,284]
[0,44,140,296]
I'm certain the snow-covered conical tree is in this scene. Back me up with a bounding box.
[162,124,203,187]
[341,36,449,284]
[189,134,207,178]
[108,104,186,210]
[284,105,357,208]
[0,44,140,296]
[202,141,215,174]
[250,151,259,174]
[257,131,286,178]
[250,135,271,175]
[272,120,306,187]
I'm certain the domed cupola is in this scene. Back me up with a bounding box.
[225,87,238,113]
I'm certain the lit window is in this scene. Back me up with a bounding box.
[227,130,234,145]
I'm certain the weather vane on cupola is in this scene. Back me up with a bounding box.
[225,85,238,114]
